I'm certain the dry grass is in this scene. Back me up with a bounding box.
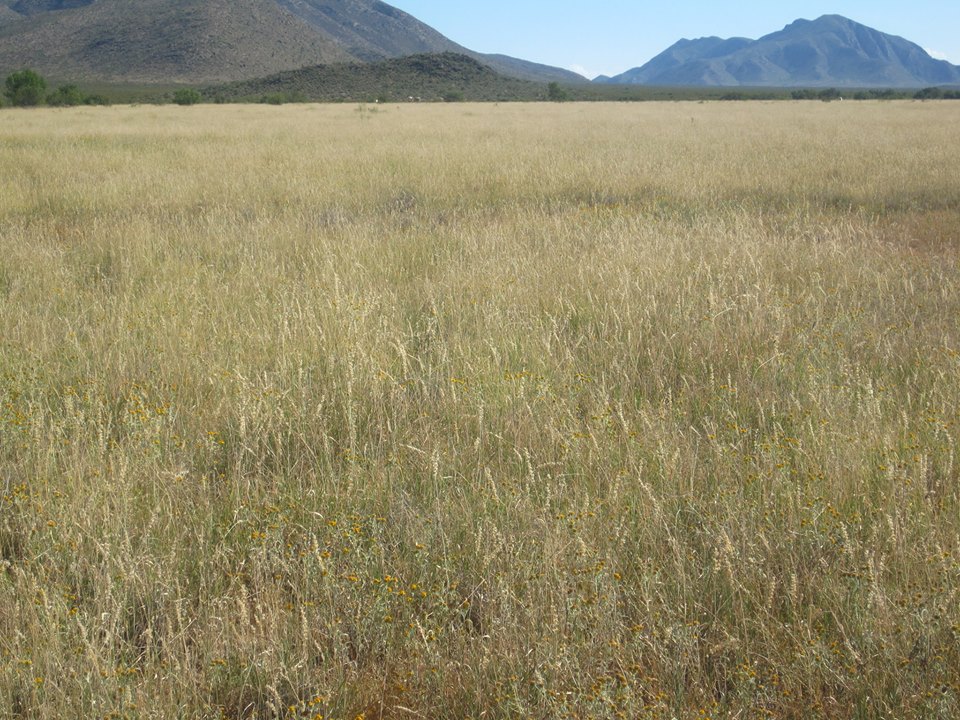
[0,101,959,719]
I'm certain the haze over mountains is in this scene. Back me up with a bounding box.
[0,0,582,83]
[598,15,960,87]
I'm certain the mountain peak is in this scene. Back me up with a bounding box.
[785,14,860,29]
[812,14,860,25]
[600,15,960,88]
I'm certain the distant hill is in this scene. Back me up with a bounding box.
[0,0,584,84]
[600,15,960,87]
[206,52,546,103]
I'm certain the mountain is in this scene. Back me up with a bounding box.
[600,15,960,87]
[206,52,546,103]
[0,0,354,83]
[0,0,584,84]
[272,0,582,83]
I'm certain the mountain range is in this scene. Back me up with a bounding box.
[598,15,960,87]
[0,0,583,84]
[1,5,958,91]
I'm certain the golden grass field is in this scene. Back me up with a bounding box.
[0,101,958,719]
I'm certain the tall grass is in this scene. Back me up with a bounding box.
[1,101,958,719]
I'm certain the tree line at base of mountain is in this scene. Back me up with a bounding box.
[789,87,960,101]
[4,65,959,108]
[2,69,109,107]
[193,83,960,105]
[713,87,960,102]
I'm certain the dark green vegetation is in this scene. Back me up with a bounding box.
[46,83,94,106]
[172,87,202,106]
[3,68,44,105]
[601,14,960,88]
[2,69,107,105]
[564,83,960,103]
[3,63,957,107]
[205,53,548,104]
[547,81,569,102]
[0,0,582,84]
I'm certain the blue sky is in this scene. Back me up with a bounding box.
[394,1,960,79]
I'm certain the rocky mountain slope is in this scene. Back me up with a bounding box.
[0,0,583,83]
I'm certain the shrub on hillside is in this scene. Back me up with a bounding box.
[4,69,47,106]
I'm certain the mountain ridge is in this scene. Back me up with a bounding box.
[0,0,584,84]
[600,15,960,88]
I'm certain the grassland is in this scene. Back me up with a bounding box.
[0,101,958,719]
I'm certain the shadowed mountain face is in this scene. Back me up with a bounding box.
[0,0,584,83]
[601,15,960,87]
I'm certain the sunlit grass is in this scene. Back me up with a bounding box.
[1,101,958,719]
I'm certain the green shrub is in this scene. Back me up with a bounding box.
[867,89,906,100]
[172,88,202,106]
[914,87,943,100]
[47,84,86,107]
[547,82,569,102]
[4,69,47,107]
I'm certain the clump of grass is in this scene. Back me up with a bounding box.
[0,102,958,718]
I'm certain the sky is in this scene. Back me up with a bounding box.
[393,1,960,79]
